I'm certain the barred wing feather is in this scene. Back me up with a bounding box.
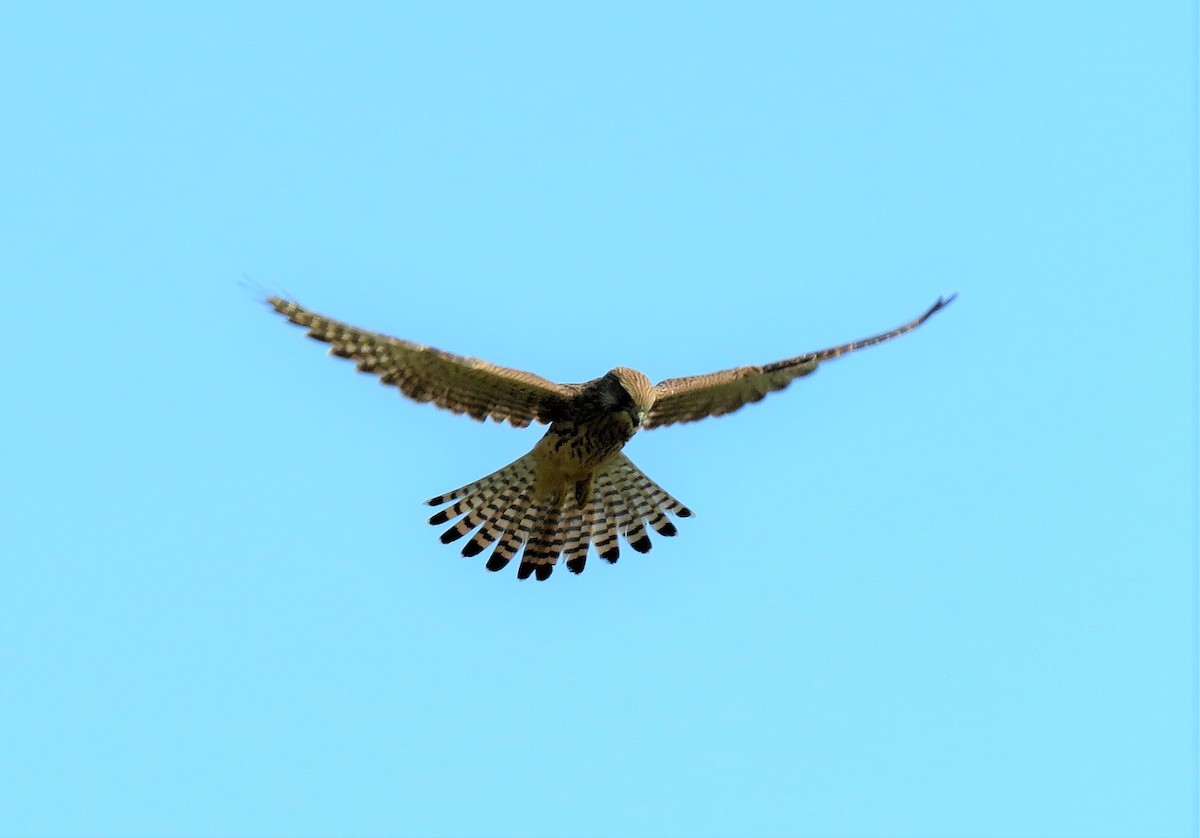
[643,295,956,429]
[269,297,575,427]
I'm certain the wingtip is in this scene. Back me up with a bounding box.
[239,274,298,311]
[920,293,959,322]
[238,276,279,306]
[263,294,297,319]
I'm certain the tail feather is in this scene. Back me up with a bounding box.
[605,457,685,551]
[429,454,535,549]
[589,477,623,563]
[428,471,515,526]
[620,458,692,518]
[562,505,591,574]
[425,455,533,506]
[459,472,532,556]
[611,479,652,554]
[518,503,563,580]
[490,500,541,573]
[426,451,690,581]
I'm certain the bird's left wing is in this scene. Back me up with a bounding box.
[642,295,956,430]
[268,297,576,427]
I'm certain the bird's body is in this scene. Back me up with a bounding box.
[268,294,955,580]
[530,367,653,501]
[424,366,674,580]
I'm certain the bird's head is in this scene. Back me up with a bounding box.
[606,367,656,428]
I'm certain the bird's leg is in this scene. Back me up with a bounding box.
[574,478,593,508]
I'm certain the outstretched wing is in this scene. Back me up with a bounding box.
[268,297,576,427]
[642,295,956,430]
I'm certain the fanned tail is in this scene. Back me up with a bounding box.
[426,454,538,566]
[581,453,693,575]
[427,452,691,581]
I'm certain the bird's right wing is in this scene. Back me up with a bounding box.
[643,295,956,429]
[268,298,576,427]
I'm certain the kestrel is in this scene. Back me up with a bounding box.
[269,294,956,580]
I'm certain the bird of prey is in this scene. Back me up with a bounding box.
[268,294,955,581]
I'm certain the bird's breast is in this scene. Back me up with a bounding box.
[536,414,638,475]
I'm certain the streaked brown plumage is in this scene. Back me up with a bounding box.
[268,294,955,580]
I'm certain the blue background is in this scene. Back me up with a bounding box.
[2,3,1195,836]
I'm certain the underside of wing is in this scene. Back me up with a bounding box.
[642,295,956,429]
[643,363,813,429]
[268,298,576,426]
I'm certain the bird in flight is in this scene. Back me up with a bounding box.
[269,294,956,581]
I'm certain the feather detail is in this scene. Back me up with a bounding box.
[426,452,690,581]
[268,297,575,426]
[643,295,956,428]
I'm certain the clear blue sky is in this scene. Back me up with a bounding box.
[1,3,1195,837]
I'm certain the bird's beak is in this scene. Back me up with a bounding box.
[628,407,646,428]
